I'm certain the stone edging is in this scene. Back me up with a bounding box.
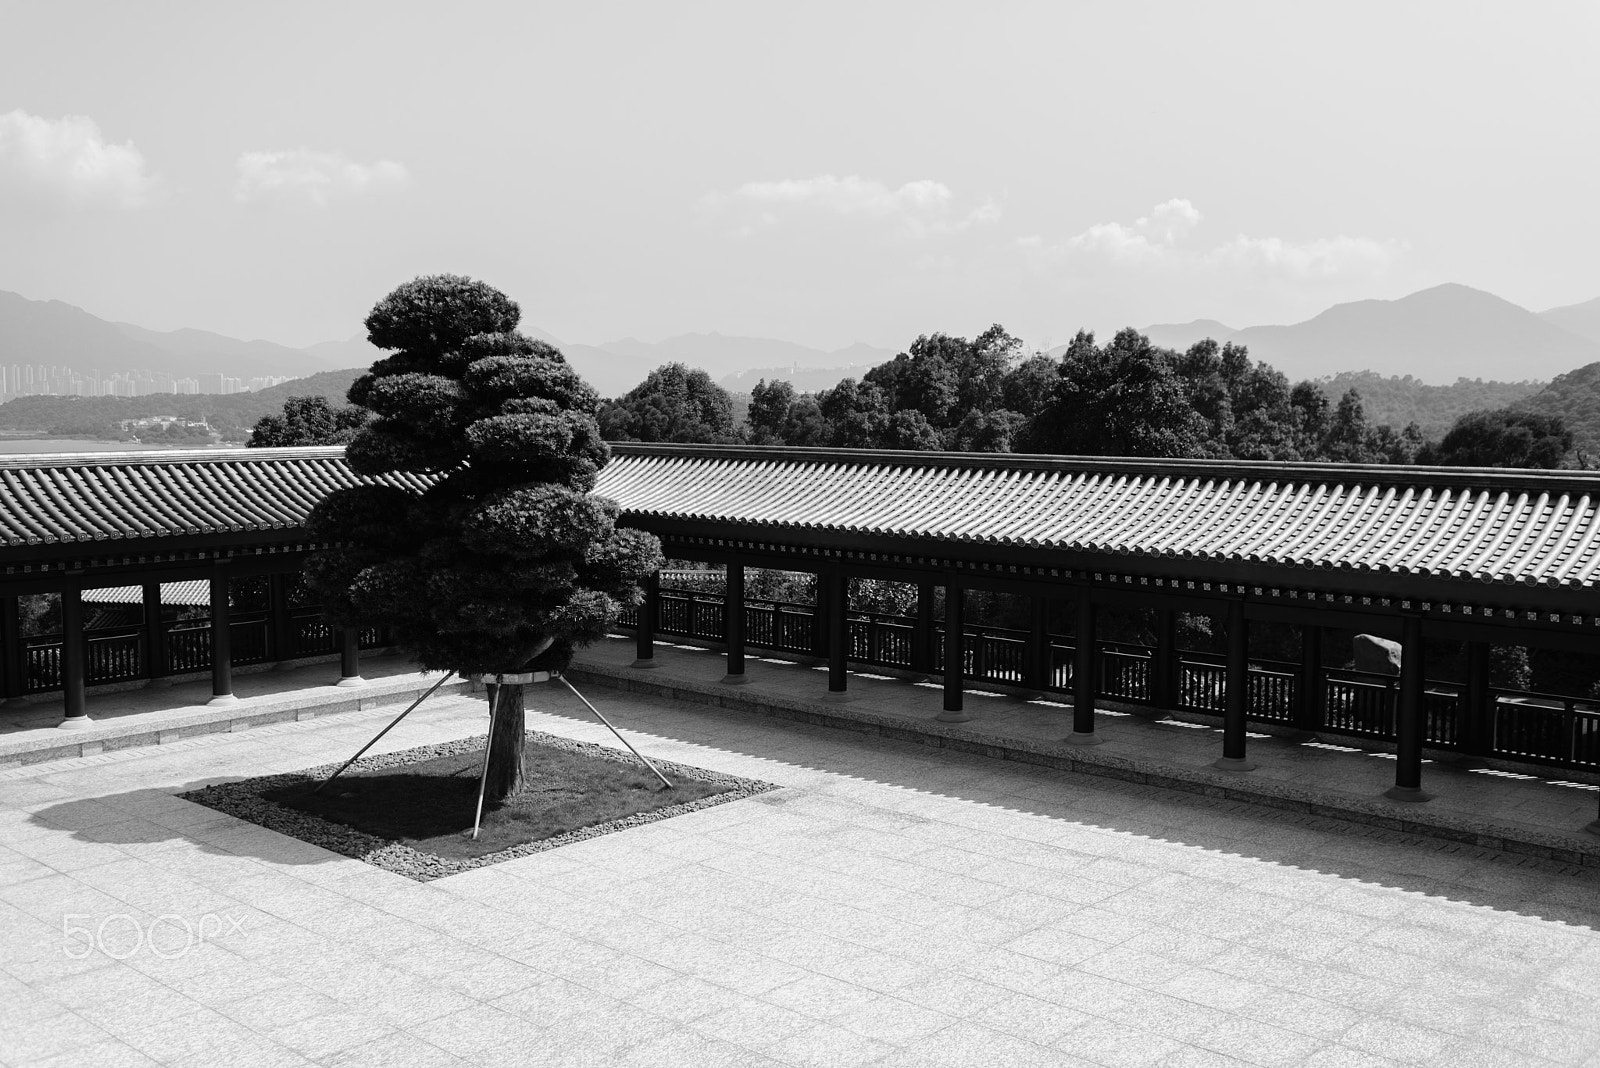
[182,730,777,881]
[566,660,1600,868]
[0,673,474,768]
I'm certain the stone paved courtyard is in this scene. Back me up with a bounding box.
[3,676,1599,1067]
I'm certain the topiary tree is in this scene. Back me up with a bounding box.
[304,275,663,801]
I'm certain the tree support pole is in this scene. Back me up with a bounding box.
[1213,599,1254,771]
[556,675,673,788]
[1386,614,1431,802]
[1066,593,1099,744]
[471,684,505,840]
[315,672,456,793]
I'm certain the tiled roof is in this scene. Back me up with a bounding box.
[0,446,427,548]
[595,445,1600,590]
[81,580,210,606]
[7,443,1600,592]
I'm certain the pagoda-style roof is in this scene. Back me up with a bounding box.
[4,443,1600,599]
[597,445,1600,591]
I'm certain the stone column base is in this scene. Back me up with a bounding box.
[335,676,367,689]
[207,694,240,707]
[1065,731,1102,746]
[1383,785,1432,803]
[1212,756,1256,773]
[57,716,95,731]
[720,674,751,685]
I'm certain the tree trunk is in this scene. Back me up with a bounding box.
[483,682,526,803]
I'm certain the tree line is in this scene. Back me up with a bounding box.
[247,324,1576,468]
[594,325,1576,468]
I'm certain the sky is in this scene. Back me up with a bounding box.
[1,1,1597,357]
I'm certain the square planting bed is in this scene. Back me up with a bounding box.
[183,730,776,880]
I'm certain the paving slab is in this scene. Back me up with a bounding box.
[1,652,1598,1067]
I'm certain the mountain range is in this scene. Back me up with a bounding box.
[1127,284,1600,383]
[4,283,1600,400]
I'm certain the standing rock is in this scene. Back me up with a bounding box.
[1353,633,1402,676]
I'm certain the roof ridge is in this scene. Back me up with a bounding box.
[605,443,1600,495]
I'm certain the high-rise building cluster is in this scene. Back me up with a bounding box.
[0,364,292,400]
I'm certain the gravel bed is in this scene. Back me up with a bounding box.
[181,729,776,881]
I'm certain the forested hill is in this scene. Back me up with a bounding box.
[1515,362,1600,457]
[1315,372,1544,439]
[0,368,361,438]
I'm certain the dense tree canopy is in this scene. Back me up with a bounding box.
[597,363,738,443]
[305,275,662,800]
[1422,408,1572,468]
[248,395,368,447]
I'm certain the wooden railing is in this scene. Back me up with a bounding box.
[616,585,1600,772]
[1491,688,1600,769]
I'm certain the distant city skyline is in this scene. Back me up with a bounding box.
[0,2,1596,368]
[1,362,291,399]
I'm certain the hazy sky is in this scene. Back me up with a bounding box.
[1,1,1596,355]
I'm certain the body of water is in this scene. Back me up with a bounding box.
[0,438,245,456]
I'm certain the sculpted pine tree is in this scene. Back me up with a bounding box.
[305,275,663,802]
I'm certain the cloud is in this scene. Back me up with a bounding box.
[234,149,409,207]
[0,109,154,207]
[1205,234,1403,278]
[703,174,1000,238]
[1029,198,1402,279]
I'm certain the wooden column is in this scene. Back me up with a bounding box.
[337,627,365,687]
[1386,614,1431,801]
[59,577,90,728]
[1067,593,1099,743]
[1024,595,1050,697]
[1214,599,1254,771]
[142,582,169,686]
[632,570,658,668]
[208,565,237,705]
[1152,608,1177,711]
[811,570,831,661]
[1460,640,1492,759]
[269,573,294,663]
[721,562,748,684]
[937,574,969,721]
[824,568,848,698]
[1,595,23,701]
[912,580,936,678]
[1293,624,1323,738]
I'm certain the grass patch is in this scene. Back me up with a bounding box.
[182,729,776,880]
[263,742,728,860]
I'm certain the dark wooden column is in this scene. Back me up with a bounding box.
[1,595,23,701]
[811,570,832,662]
[1023,595,1050,698]
[632,570,659,668]
[721,562,748,684]
[59,577,90,728]
[1152,607,1177,712]
[1293,624,1323,738]
[824,567,848,698]
[1459,640,1492,760]
[141,582,169,686]
[337,627,364,687]
[269,573,294,663]
[912,580,936,678]
[1214,598,1255,771]
[208,565,237,705]
[1067,593,1100,743]
[937,574,969,721]
[1386,614,1431,802]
